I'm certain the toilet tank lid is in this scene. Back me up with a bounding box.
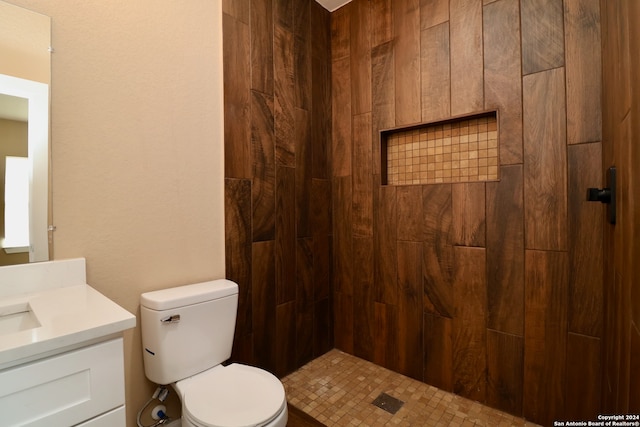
[140,279,238,311]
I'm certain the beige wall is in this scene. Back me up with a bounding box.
[0,0,49,83]
[4,1,226,425]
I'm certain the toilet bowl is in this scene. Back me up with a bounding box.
[140,280,288,427]
[175,364,287,427]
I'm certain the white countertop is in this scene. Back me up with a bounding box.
[0,259,136,370]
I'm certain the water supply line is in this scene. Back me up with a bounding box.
[137,386,171,427]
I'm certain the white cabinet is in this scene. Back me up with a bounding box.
[0,338,126,427]
[75,407,126,427]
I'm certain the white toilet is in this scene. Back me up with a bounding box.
[140,279,288,427]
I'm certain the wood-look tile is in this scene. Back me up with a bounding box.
[313,298,332,358]
[223,0,250,23]
[520,0,564,75]
[334,292,354,354]
[294,34,311,111]
[565,333,601,421]
[486,165,524,335]
[251,90,276,242]
[331,4,350,61]
[397,185,424,241]
[523,68,567,251]
[296,238,314,367]
[274,0,293,30]
[421,22,451,123]
[613,0,631,123]
[452,246,487,402]
[420,0,449,29]
[630,325,640,413]
[568,142,603,337]
[296,237,314,309]
[450,0,484,115]
[312,234,331,302]
[629,0,640,330]
[225,178,252,335]
[371,0,393,47]
[393,0,422,125]
[350,0,372,116]
[371,43,395,125]
[524,249,568,426]
[353,236,375,361]
[232,334,254,366]
[614,115,632,276]
[601,270,618,412]
[618,260,632,412]
[374,185,398,306]
[276,300,297,377]
[293,0,310,39]
[250,0,273,94]
[422,184,454,317]
[487,329,524,416]
[274,25,296,167]
[372,41,395,177]
[378,303,401,372]
[276,166,296,304]
[397,241,424,381]
[424,312,453,392]
[293,0,311,111]
[452,182,486,247]
[224,0,335,383]
[373,302,389,367]
[295,108,312,238]
[599,2,618,409]
[223,14,251,178]
[310,178,332,238]
[352,113,373,237]
[483,0,523,165]
[311,4,331,180]
[331,56,352,177]
[252,240,276,373]
[564,0,602,145]
[333,176,353,296]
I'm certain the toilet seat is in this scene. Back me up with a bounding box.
[180,364,286,427]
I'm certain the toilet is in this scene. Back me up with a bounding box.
[140,279,288,427]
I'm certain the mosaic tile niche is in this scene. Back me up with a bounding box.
[382,112,499,185]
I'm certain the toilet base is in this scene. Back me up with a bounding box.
[179,404,287,427]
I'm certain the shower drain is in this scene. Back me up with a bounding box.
[372,392,405,415]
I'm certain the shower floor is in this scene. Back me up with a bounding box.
[282,349,541,427]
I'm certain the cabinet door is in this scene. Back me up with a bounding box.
[0,338,125,427]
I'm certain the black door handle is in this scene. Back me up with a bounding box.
[586,166,616,225]
[587,187,611,203]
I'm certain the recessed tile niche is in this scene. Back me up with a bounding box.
[381,112,499,185]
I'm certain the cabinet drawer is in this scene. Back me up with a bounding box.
[75,406,126,427]
[0,338,125,427]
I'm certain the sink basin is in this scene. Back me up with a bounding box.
[0,259,136,370]
[0,303,40,335]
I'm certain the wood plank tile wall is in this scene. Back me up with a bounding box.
[331,0,604,424]
[221,0,621,424]
[223,0,333,378]
[600,0,640,416]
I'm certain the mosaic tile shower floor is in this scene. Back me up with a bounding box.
[282,349,541,427]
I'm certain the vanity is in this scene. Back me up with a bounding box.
[0,258,136,426]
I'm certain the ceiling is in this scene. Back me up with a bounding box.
[315,0,352,12]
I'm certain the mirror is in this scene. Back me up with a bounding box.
[0,1,51,265]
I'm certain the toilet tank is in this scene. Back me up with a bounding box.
[140,279,238,385]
